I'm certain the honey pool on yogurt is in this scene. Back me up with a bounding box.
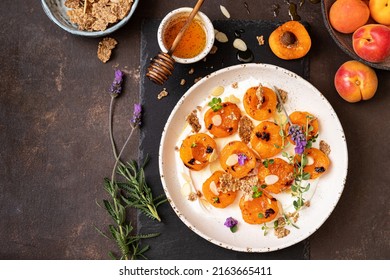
[163,16,207,59]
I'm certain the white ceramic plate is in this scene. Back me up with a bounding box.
[159,63,348,252]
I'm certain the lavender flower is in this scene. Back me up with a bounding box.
[131,103,142,128]
[288,125,307,155]
[224,217,238,233]
[109,69,124,98]
[237,153,247,166]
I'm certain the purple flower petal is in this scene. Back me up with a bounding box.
[131,103,142,128]
[237,153,247,166]
[224,217,238,228]
[289,124,306,155]
[109,69,124,98]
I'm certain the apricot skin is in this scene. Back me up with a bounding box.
[329,0,370,34]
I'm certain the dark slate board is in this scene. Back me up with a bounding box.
[139,19,310,259]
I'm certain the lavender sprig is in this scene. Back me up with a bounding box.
[109,69,124,98]
[109,69,124,161]
[131,103,142,128]
[100,70,164,259]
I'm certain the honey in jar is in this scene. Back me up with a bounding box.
[163,17,207,59]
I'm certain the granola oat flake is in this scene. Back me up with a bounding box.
[65,0,134,31]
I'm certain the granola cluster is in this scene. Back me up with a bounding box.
[97,37,117,63]
[65,0,134,31]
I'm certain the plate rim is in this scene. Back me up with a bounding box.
[159,63,348,252]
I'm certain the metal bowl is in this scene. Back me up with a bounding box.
[41,0,139,38]
[321,0,390,71]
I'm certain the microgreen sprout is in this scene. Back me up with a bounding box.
[252,186,263,198]
[262,158,274,168]
[208,97,223,112]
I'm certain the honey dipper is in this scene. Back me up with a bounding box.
[146,0,205,85]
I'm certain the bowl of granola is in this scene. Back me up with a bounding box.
[41,0,139,37]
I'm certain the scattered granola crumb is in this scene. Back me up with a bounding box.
[188,68,194,75]
[180,79,186,86]
[196,106,202,111]
[238,116,254,144]
[174,146,179,151]
[287,211,300,223]
[188,192,198,201]
[209,45,218,55]
[203,57,207,62]
[232,82,238,89]
[274,226,290,238]
[186,110,201,133]
[97,37,118,63]
[320,140,331,156]
[277,87,288,104]
[194,77,202,84]
[304,200,311,207]
[256,84,264,109]
[277,217,287,227]
[218,173,258,199]
[157,88,168,99]
[218,173,241,193]
[256,35,265,46]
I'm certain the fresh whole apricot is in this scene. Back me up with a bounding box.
[329,0,370,34]
[268,21,311,60]
[334,60,378,103]
[352,24,390,63]
[369,0,390,25]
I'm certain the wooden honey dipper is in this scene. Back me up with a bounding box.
[146,0,205,85]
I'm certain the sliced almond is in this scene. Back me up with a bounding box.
[307,156,315,166]
[211,115,222,126]
[220,5,231,18]
[211,86,224,97]
[215,31,228,43]
[233,38,247,52]
[226,154,239,166]
[180,172,192,183]
[209,181,219,196]
[265,174,279,185]
[224,94,240,104]
[181,182,192,196]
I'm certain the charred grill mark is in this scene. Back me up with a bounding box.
[207,123,213,130]
[188,158,196,165]
[206,146,213,153]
